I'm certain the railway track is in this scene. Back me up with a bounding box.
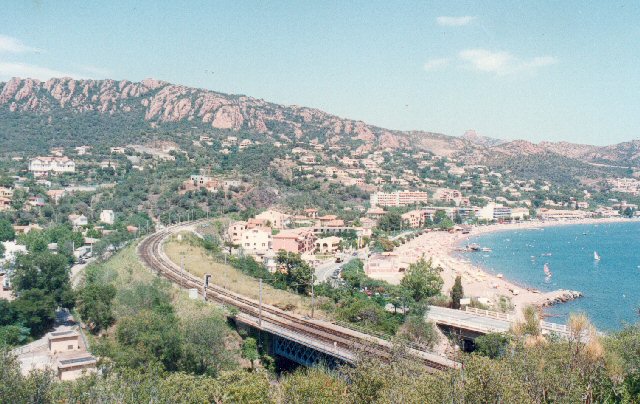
[138,222,458,370]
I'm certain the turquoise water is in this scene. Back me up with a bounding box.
[461,221,640,331]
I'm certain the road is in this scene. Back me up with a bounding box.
[426,305,512,334]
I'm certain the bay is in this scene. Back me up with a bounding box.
[461,221,640,331]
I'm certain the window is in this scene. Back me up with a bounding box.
[68,345,74,350]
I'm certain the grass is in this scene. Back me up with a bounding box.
[163,234,328,318]
[82,242,229,323]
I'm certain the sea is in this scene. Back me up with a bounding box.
[460,221,640,331]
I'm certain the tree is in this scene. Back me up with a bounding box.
[399,315,439,348]
[180,314,235,376]
[0,219,15,242]
[474,332,511,359]
[276,251,313,294]
[400,258,443,302]
[241,337,259,370]
[450,275,464,309]
[76,283,116,333]
[12,251,75,308]
[377,212,402,232]
[12,289,56,336]
[115,309,183,371]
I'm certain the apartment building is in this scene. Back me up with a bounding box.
[29,157,76,176]
[370,190,428,207]
[273,228,316,254]
[241,227,272,256]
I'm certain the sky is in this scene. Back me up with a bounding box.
[1,1,640,145]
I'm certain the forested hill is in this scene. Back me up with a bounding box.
[1,77,639,168]
[0,77,454,154]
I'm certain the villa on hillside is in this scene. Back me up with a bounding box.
[29,157,76,176]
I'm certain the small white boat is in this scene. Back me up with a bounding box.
[543,263,552,278]
[481,247,492,252]
[594,251,601,261]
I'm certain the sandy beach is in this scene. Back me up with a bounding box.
[369,217,638,318]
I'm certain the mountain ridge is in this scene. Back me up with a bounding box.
[1,77,639,166]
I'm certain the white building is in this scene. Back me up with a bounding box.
[68,214,88,228]
[29,157,76,176]
[99,210,115,225]
[370,191,428,207]
[241,227,273,256]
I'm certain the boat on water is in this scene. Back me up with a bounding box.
[594,251,601,261]
[467,243,480,251]
[543,263,552,278]
[481,247,492,252]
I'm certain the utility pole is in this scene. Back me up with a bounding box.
[311,273,315,318]
[258,278,263,327]
[180,254,185,288]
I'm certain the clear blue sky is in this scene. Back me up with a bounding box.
[1,1,639,145]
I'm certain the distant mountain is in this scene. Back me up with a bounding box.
[0,77,456,155]
[460,129,506,147]
[0,77,638,168]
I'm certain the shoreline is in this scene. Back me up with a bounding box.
[369,217,639,320]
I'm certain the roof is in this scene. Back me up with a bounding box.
[57,355,97,369]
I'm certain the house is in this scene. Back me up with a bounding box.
[99,210,115,225]
[110,147,126,154]
[0,197,11,211]
[366,207,386,219]
[241,227,272,256]
[0,187,14,199]
[74,146,91,155]
[304,208,318,218]
[273,228,317,254]
[46,190,66,204]
[228,221,247,244]
[126,225,139,233]
[99,160,118,169]
[50,147,65,157]
[239,139,253,150]
[315,236,341,254]
[318,215,338,226]
[29,156,76,176]
[255,210,291,230]
[68,214,88,228]
[56,355,97,381]
[48,330,81,354]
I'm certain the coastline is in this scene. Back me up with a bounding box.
[369,217,638,319]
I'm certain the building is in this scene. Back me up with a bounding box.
[0,187,14,199]
[56,355,97,381]
[241,227,272,256]
[110,147,126,154]
[48,330,81,354]
[315,236,341,254]
[433,188,464,205]
[366,207,386,219]
[74,146,91,155]
[273,228,317,254]
[99,210,115,225]
[536,208,592,220]
[370,191,428,207]
[46,189,66,204]
[228,221,247,244]
[68,214,88,228]
[255,209,290,229]
[0,196,11,211]
[401,209,430,228]
[29,157,76,176]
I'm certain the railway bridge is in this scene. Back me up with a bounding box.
[138,222,458,370]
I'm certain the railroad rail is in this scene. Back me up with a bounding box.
[138,221,458,370]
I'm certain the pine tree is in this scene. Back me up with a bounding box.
[450,275,464,309]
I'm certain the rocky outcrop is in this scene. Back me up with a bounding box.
[540,290,583,307]
[0,77,462,154]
